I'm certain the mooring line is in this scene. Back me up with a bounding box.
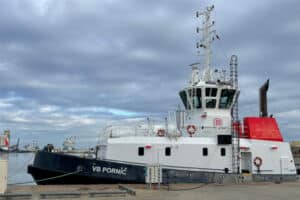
[8,169,82,185]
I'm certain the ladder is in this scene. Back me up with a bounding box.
[230,55,240,174]
[231,127,240,174]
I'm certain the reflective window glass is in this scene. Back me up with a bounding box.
[206,88,217,97]
[206,99,216,108]
[179,90,188,109]
[188,88,202,109]
[219,89,236,109]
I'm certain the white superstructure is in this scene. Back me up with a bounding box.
[96,5,296,178]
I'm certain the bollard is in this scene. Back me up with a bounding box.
[0,159,8,194]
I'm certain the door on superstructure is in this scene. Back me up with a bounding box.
[280,157,289,174]
[241,152,252,173]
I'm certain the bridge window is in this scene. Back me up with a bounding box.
[138,147,144,156]
[189,88,202,109]
[206,88,217,97]
[219,89,236,109]
[206,99,216,108]
[179,90,189,109]
[205,88,217,109]
[179,88,202,110]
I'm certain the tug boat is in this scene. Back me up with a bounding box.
[27,5,297,184]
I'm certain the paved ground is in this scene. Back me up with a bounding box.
[4,182,300,200]
[130,182,300,200]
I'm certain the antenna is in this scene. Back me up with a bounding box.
[195,5,219,82]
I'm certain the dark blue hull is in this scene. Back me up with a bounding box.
[28,151,146,185]
[28,151,297,185]
[27,151,220,185]
[27,151,233,185]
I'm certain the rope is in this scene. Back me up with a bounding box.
[8,154,35,179]
[8,169,82,185]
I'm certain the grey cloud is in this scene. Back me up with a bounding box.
[0,0,299,146]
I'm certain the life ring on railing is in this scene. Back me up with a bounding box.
[157,129,166,137]
[253,156,263,167]
[187,125,196,137]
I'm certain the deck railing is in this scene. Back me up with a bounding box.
[98,111,232,140]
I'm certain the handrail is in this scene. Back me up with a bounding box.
[102,158,230,173]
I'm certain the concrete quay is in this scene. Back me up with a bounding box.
[1,182,300,200]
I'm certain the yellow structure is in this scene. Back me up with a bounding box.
[0,159,8,194]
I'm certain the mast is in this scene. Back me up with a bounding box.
[195,5,219,82]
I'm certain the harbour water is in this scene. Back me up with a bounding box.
[0,153,35,185]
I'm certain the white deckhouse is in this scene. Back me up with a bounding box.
[97,5,296,183]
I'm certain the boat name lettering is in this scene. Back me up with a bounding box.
[92,166,127,175]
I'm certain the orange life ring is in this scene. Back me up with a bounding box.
[253,156,263,167]
[187,125,196,136]
[157,129,165,137]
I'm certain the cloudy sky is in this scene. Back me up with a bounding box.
[0,0,299,148]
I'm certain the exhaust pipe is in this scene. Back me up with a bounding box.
[259,79,269,117]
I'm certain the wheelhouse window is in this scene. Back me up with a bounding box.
[179,88,202,110]
[205,88,217,97]
[179,90,188,109]
[138,147,144,156]
[206,99,216,108]
[165,147,171,156]
[205,88,217,109]
[221,148,226,156]
[189,88,202,109]
[202,147,208,156]
[219,89,236,109]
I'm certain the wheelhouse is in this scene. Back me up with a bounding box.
[179,86,237,110]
